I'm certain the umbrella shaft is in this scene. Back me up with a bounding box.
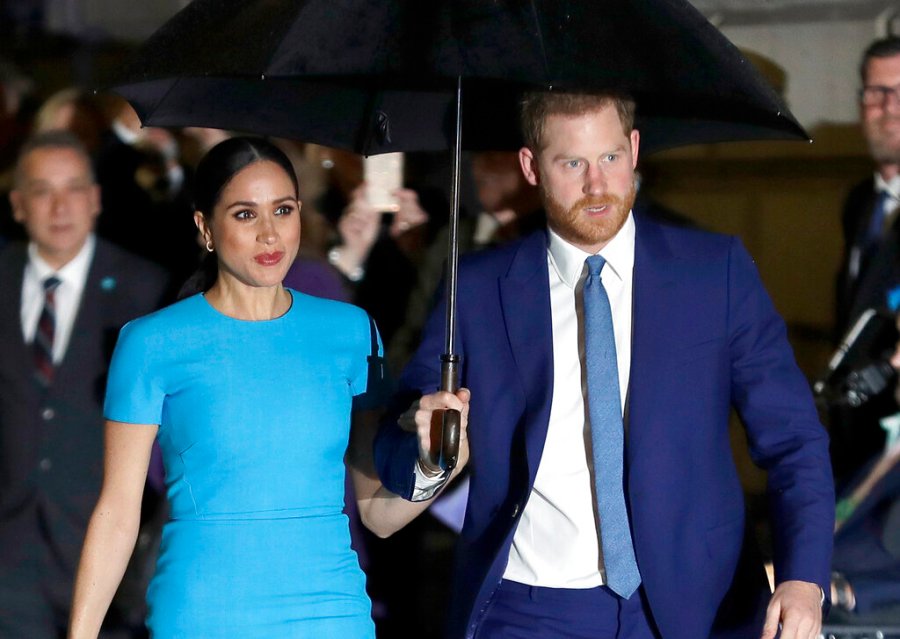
[444,77,463,357]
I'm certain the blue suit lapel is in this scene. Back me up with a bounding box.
[498,231,554,485]
[629,216,679,455]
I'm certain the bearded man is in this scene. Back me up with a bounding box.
[375,91,833,639]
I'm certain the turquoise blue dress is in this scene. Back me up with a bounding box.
[104,291,385,638]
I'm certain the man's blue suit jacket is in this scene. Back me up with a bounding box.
[375,213,835,639]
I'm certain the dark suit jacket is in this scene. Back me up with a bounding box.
[0,238,168,582]
[376,213,834,639]
[831,454,900,622]
[832,178,899,480]
[836,177,900,336]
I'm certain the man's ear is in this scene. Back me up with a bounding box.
[9,190,23,223]
[518,147,540,187]
[630,129,640,169]
[88,184,101,221]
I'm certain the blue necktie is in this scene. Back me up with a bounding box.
[863,190,892,250]
[583,255,641,599]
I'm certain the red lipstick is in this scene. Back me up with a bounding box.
[253,251,284,266]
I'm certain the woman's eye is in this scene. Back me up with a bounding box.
[275,205,293,216]
[234,209,254,220]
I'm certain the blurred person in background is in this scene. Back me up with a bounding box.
[33,88,108,158]
[833,36,900,482]
[93,97,198,287]
[0,131,168,638]
[0,57,36,242]
[312,146,438,347]
[388,151,542,373]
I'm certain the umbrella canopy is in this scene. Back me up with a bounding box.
[113,0,809,155]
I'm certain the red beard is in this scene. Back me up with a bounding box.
[542,182,636,251]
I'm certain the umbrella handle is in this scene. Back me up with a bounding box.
[438,354,460,471]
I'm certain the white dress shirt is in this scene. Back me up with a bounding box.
[503,213,635,588]
[875,172,900,230]
[20,235,95,364]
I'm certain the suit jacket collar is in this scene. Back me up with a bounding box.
[499,230,554,484]
[57,239,117,375]
[627,215,680,454]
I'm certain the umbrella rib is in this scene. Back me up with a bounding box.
[527,0,552,84]
[139,77,183,127]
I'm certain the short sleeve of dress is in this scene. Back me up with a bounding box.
[350,314,392,411]
[104,318,166,425]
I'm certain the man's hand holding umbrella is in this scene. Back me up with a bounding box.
[397,388,471,478]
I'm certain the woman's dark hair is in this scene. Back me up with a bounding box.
[179,137,300,298]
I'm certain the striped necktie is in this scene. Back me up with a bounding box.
[33,275,62,388]
[583,254,641,599]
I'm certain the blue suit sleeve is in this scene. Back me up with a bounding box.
[726,237,835,594]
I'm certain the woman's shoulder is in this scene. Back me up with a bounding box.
[290,289,370,325]
[119,294,207,341]
[289,290,378,350]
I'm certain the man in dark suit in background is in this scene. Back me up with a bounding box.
[0,131,168,637]
[833,37,900,481]
[376,91,833,639]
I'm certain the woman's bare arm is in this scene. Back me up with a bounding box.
[68,421,157,639]
[349,389,469,538]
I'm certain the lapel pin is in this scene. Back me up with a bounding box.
[100,276,117,292]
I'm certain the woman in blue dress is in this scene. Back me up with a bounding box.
[68,137,469,638]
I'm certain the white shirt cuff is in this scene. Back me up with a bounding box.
[411,459,450,501]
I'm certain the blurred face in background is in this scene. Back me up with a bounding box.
[473,152,529,214]
[195,160,301,290]
[10,146,100,269]
[861,54,900,166]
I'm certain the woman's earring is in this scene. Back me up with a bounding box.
[206,240,214,253]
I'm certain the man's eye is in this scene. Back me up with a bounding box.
[566,160,580,169]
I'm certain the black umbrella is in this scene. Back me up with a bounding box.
[115,0,806,154]
[113,0,809,470]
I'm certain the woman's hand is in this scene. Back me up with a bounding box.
[388,188,429,238]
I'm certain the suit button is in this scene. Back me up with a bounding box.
[511,503,520,518]
[41,407,55,421]
[39,458,52,471]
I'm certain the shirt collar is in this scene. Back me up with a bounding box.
[547,212,635,289]
[27,234,96,287]
[875,173,900,200]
